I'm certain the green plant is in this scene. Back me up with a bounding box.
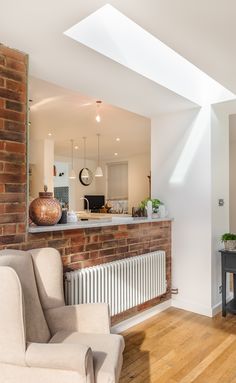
[221,233,236,242]
[139,198,162,213]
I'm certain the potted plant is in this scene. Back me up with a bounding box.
[221,233,236,251]
[139,198,162,218]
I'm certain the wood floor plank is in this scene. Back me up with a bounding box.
[120,308,236,383]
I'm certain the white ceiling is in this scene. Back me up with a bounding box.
[29,77,150,160]
[1,0,236,117]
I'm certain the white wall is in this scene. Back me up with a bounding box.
[211,105,230,309]
[151,107,213,315]
[29,138,54,197]
[128,153,150,211]
[55,155,98,211]
[229,115,236,232]
[96,153,150,213]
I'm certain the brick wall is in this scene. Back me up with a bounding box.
[0,44,27,245]
[0,44,171,323]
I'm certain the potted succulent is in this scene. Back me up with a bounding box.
[221,233,236,251]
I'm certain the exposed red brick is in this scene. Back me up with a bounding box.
[4,120,26,132]
[4,203,26,213]
[5,100,24,113]
[0,66,25,83]
[0,151,25,163]
[0,173,26,183]
[5,184,26,193]
[0,213,25,224]
[0,54,5,66]
[5,141,25,153]
[5,57,25,73]
[0,88,25,103]
[4,162,25,174]
[0,234,25,245]
[0,108,25,123]
[0,193,25,203]
[0,45,26,63]
[2,224,17,235]
[6,79,26,94]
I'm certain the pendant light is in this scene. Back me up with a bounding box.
[81,137,89,179]
[95,100,102,123]
[95,133,103,177]
[69,139,76,179]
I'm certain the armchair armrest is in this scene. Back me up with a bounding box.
[26,342,93,376]
[45,303,110,335]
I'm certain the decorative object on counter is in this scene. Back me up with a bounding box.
[95,133,103,177]
[79,137,93,185]
[100,202,112,214]
[147,172,151,199]
[29,185,62,226]
[69,139,76,179]
[221,233,236,251]
[95,100,102,123]
[139,198,162,218]
[158,204,167,218]
[58,208,68,224]
[132,207,147,217]
[67,210,78,223]
[147,200,152,219]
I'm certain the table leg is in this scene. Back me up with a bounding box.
[233,274,236,300]
[222,271,226,317]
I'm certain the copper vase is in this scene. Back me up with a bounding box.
[29,186,62,226]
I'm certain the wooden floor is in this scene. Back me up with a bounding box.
[120,307,236,383]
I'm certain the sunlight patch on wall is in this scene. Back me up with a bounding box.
[170,106,210,184]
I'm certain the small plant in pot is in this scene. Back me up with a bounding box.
[221,233,236,251]
[139,198,162,218]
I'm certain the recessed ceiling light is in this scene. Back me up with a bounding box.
[116,137,120,142]
[64,4,236,106]
[74,145,79,150]
[114,152,118,156]
[48,132,52,137]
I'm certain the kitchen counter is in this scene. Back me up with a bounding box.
[28,216,172,233]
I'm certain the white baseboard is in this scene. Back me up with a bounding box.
[111,293,232,334]
[111,300,171,334]
[211,292,233,317]
[171,297,213,317]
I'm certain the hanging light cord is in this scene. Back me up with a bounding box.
[83,137,87,168]
[71,139,74,169]
[97,134,101,166]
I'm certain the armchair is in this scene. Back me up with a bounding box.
[0,248,124,383]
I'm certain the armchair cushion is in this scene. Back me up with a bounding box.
[50,331,125,383]
[45,304,110,336]
[0,250,50,343]
[0,267,26,366]
[26,342,94,377]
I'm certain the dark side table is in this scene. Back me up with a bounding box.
[220,249,236,316]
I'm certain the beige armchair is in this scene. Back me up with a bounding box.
[0,248,124,383]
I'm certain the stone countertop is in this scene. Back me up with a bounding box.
[28,216,172,233]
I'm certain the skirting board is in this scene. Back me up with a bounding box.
[111,293,230,334]
[212,292,233,317]
[111,300,171,334]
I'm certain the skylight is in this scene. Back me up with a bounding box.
[64,4,235,106]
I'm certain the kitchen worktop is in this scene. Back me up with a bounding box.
[28,216,172,233]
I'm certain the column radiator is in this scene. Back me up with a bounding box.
[65,250,166,316]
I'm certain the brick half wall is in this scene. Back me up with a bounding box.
[0,44,171,323]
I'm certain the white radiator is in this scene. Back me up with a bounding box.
[65,250,166,316]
